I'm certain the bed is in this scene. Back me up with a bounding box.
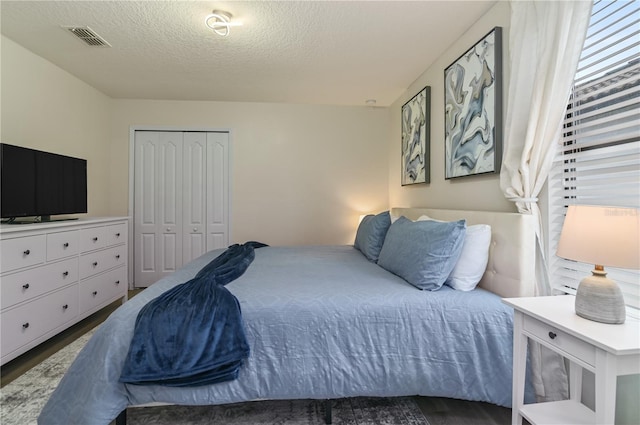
[38,207,536,425]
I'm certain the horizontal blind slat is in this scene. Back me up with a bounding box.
[551,0,640,309]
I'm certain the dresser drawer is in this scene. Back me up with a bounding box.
[79,226,109,252]
[79,267,126,314]
[1,257,78,310]
[46,230,80,261]
[523,315,596,367]
[79,245,127,279]
[1,285,78,358]
[105,223,127,246]
[0,235,46,273]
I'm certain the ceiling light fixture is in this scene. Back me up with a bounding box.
[205,10,242,37]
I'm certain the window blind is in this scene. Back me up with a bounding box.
[549,0,640,313]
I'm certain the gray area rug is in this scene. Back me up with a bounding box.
[1,327,430,424]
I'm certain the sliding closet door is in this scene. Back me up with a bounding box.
[134,131,184,287]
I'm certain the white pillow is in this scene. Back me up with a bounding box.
[416,215,491,291]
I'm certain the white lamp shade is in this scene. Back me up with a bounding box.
[556,205,640,270]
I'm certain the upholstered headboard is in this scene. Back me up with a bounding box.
[390,208,536,298]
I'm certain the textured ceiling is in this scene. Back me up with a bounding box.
[1,1,497,106]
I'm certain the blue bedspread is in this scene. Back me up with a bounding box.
[119,242,265,387]
[39,246,534,425]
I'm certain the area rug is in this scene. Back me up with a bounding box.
[1,327,430,425]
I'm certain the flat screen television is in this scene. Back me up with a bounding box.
[0,143,87,223]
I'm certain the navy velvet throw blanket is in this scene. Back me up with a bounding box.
[119,242,267,387]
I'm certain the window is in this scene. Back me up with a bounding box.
[548,0,640,313]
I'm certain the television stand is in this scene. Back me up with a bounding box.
[0,217,129,365]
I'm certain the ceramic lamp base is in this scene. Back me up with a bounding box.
[575,268,626,324]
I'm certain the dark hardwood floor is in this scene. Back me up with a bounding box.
[1,288,512,425]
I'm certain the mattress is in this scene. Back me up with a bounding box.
[39,245,532,425]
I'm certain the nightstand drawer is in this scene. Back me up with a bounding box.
[523,315,595,367]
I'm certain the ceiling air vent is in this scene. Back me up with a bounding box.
[62,26,111,47]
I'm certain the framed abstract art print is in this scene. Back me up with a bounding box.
[401,86,430,185]
[444,27,502,179]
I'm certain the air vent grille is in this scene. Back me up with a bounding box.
[62,26,111,47]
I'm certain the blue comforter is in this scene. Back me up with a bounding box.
[39,246,533,425]
[119,242,265,387]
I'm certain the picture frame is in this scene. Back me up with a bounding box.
[444,27,502,179]
[401,86,430,185]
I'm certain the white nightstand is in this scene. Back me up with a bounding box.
[503,295,640,425]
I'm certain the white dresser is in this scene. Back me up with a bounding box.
[0,217,128,365]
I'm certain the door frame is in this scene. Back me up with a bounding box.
[127,125,233,289]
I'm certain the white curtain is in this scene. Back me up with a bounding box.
[501,0,592,402]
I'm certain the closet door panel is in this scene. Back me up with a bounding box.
[134,131,183,287]
[183,132,207,264]
[206,132,229,251]
[158,132,182,275]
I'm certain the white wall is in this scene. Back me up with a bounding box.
[387,1,514,213]
[0,35,113,216]
[1,36,389,246]
[109,101,390,246]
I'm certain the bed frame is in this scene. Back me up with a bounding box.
[114,207,536,425]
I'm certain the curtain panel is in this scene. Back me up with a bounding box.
[501,0,592,402]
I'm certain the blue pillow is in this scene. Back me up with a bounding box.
[377,216,466,290]
[354,211,391,262]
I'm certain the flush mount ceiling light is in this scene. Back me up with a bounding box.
[205,10,242,37]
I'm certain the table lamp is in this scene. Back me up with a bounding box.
[556,205,640,324]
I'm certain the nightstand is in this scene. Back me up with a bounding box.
[503,295,640,425]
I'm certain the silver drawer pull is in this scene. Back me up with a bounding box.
[62,304,69,310]
[22,322,30,329]
[548,331,557,340]
[63,242,69,248]
[22,283,30,290]
[23,249,30,256]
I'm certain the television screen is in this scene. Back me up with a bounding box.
[0,143,87,221]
